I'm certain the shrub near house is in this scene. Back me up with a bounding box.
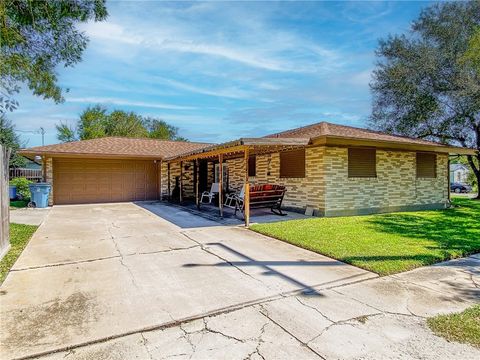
[9,177,32,200]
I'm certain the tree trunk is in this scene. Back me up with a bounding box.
[466,154,480,199]
[470,125,480,199]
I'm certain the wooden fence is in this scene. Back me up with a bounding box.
[9,168,42,181]
[0,144,11,260]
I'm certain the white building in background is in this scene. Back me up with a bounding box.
[450,163,470,184]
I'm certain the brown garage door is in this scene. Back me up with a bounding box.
[53,158,158,205]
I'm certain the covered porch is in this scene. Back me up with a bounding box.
[161,138,310,226]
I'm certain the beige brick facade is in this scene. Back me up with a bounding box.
[208,146,448,216]
[322,147,448,216]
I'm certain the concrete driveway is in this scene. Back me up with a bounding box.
[0,202,378,360]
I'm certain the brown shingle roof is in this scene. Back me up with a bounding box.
[19,137,211,159]
[265,121,444,147]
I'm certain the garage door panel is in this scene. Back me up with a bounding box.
[53,158,158,205]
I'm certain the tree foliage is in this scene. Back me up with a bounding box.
[370,0,480,198]
[0,115,26,167]
[57,106,187,142]
[0,0,108,114]
[55,122,76,143]
[144,118,188,141]
[462,27,480,75]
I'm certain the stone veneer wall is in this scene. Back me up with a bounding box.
[160,161,195,200]
[323,147,449,216]
[45,157,53,206]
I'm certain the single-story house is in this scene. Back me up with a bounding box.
[450,163,470,184]
[20,121,475,225]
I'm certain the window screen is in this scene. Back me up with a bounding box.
[348,148,377,178]
[248,155,256,177]
[416,153,436,178]
[280,149,305,178]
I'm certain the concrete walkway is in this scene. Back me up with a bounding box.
[0,203,478,359]
[9,207,50,226]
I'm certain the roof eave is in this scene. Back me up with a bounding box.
[18,150,165,160]
[311,136,476,155]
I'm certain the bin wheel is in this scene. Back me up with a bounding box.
[27,202,36,208]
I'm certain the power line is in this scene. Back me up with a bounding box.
[16,127,45,145]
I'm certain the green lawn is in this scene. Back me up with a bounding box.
[427,305,480,348]
[0,223,38,284]
[251,198,480,275]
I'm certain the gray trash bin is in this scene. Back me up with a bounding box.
[29,183,51,208]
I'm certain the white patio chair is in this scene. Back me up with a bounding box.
[224,184,245,208]
[200,182,219,204]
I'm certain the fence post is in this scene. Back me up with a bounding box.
[0,144,11,259]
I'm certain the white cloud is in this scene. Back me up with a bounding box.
[81,12,343,74]
[67,97,196,110]
[154,77,253,99]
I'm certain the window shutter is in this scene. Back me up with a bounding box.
[348,148,376,178]
[280,149,305,178]
[248,155,256,177]
[416,153,436,178]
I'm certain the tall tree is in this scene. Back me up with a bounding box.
[0,116,26,167]
[55,123,76,143]
[105,110,148,138]
[0,0,108,114]
[144,118,186,141]
[77,105,107,140]
[370,0,480,198]
[56,106,187,141]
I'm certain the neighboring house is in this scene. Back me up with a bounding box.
[19,122,474,222]
[450,163,470,184]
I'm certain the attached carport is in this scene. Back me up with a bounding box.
[19,137,210,205]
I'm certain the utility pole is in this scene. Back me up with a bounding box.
[39,127,45,146]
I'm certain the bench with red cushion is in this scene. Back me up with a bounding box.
[234,184,287,216]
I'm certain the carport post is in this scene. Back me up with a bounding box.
[158,160,162,201]
[167,162,171,201]
[244,147,250,227]
[179,161,183,203]
[447,157,451,204]
[195,159,200,209]
[218,154,223,218]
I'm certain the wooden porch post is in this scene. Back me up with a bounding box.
[179,161,183,203]
[447,157,451,204]
[219,154,223,218]
[244,147,250,227]
[195,159,200,209]
[158,160,162,201]
[167,162,171,201]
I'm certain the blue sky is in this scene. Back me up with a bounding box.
[11,1,432,147]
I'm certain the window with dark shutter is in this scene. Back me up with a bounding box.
[248,155,256,177]
[348,148,377,178]
[416,153,436,178]
[280,149,305,178]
